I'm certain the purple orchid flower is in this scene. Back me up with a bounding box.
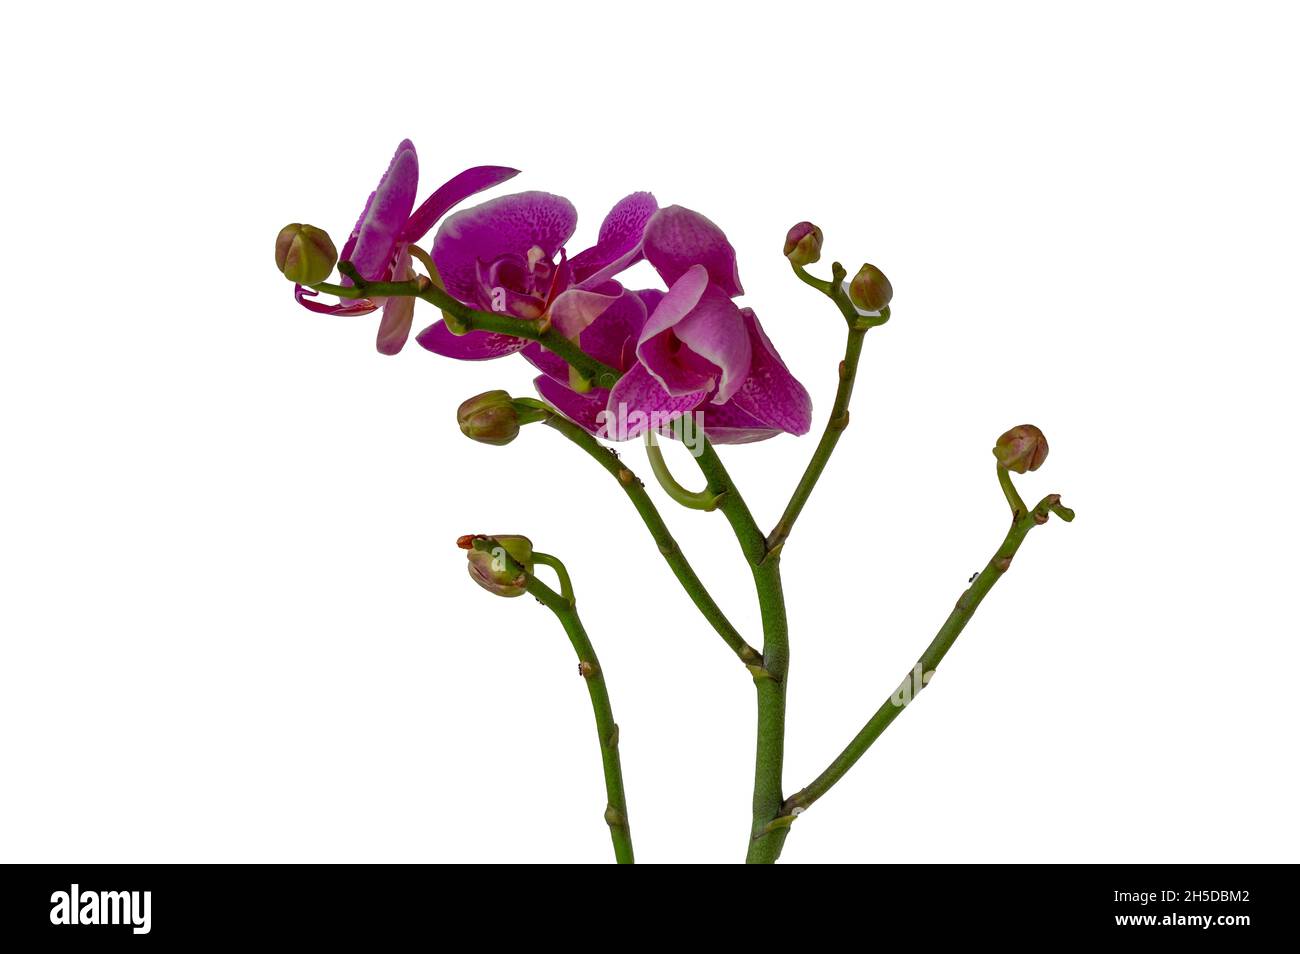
[295,139,519,355]
[414,191,659,361]
[530,206,812,444]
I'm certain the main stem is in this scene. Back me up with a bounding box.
[526,566,634,864]
[692,441,791,862]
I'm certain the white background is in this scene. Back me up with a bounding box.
[2,1,1297,864]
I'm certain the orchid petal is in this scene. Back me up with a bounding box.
[534,376,608,434]
[580,289,647,369]
[644,205,744,297]
[571,191,658,288]
[294,284,378,316]
[729,308,813,435]
[375,251,416,355]
[376,296,416,355]
[433,191,577,303]
[701,400,782,444]
[673,285,752,405]
[634,288,665,316]
[400,166,520,244]
[415,320,527,360]
[639,265,708,341]
[522,289,646,384]
[340,140,419,281]
[605,363,707,440]
[548,286,621,341]
[520,342,568,383]
[636,267,716,396]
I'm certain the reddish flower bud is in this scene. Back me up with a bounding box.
[848,263,893,313]
[466,535,534,597]
[783,222,823,267]
[275,224,337,285]
[993,424,1049,473]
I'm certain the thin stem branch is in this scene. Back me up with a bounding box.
[311,271,621,387]
[531,551,574,605]
[997,464,1028,519]
[767,325,867,553]
[766,261,889,555]
[779,492,1074,820]
[541,414,761,668]
[470,537,633,863]
[643,430,725,511]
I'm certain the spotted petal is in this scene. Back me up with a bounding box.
[415,321,527,360]
[570,192,658,288]
[432,191,577,304]
[728,308,813,435]
[701,400,782,444]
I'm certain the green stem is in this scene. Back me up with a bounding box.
[767,325,867,553]
[541,414,761,668]
[791,263,834,296]
[779,492,1073,819]
[644,431,725,511]
[532,551,574,604]
[471,537,633,863]
[767,261,890,554]
[690,440,790,863]
[310,273,621,387]
[997,464,1027,519]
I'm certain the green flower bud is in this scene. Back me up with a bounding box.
[275,224,338,285]
[457,390,520,446]
[848,263,893,313]
[993,424,1049,473]
[783,222,823,267]
[464,535,534,597]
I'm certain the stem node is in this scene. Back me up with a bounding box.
[604,804,627,829]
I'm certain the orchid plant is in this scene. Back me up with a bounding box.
[275,140,1075,863]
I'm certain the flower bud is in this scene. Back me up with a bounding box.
[848,263,893,313]
[457,390,520,446]
[275,224,337,284]
[783,222,823,267]
[993,424,1049,473]
[466,535,533,597]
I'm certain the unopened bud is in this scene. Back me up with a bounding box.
[783,222,823,267]
[457,390,520,446]
[275,223,337,284]
[848,263,893,313]
[466,535,534,597]
[993,424,1049,473]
